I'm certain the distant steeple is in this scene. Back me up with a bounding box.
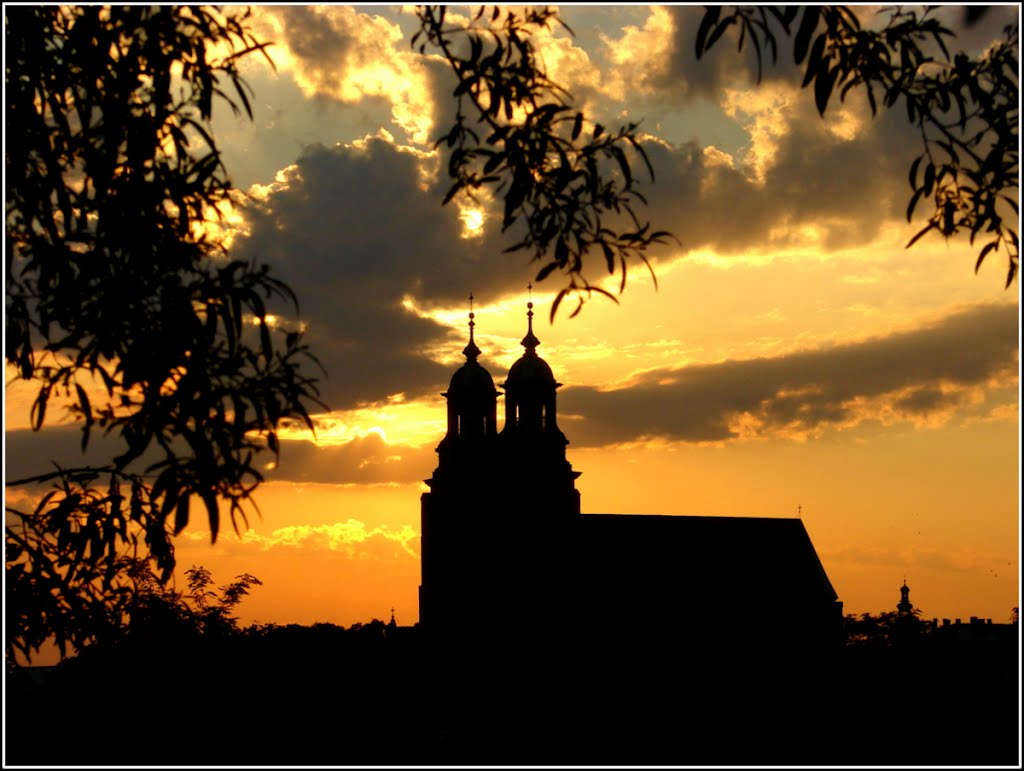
[897,578,913,615]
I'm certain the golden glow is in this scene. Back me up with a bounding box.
[281,399,445,449]
[170,481,423,629]
[702,145,736,170]
[825,101,865,141]
[217,519,421,558]
[458,206,485,239]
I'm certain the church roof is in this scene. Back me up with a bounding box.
[576,514,838,605]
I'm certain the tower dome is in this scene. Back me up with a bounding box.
[502,298,562,436]
[442,296,498,442]
[446,336,496,398]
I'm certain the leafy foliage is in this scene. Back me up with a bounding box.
[5,5,322,662]
[696,6,1019,287]
[844,610,929,648]
[413,5,675,320]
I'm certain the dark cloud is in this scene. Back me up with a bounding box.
[630,5,1017,257]
[268,433,436,485]
[4,425,117,488]
[4,423,438,489]
[560,302,1019,446]
[235,135,541,409]
[892,386,964,416]
[634,88,927,259]
[270,6,360,64]
[662,6,784,102]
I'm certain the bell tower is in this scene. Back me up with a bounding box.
[419,297,500,636]
[419,293,581,641]
[499,295,581,519]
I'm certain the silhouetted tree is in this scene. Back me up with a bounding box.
[413,5,675,320]
[845,609,929,649]
[696,5,1019,287]
[845,610,898,648]
[5,5,322,663]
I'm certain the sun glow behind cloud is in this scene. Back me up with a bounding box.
[458,206,485,238]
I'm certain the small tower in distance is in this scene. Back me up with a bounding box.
[897,579,914,615]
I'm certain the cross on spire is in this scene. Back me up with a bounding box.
[521,283,540,353]
[463,291,481,362]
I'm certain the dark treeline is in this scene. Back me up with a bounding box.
[6,609,1018,766]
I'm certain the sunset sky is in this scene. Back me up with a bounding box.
[5,5,1020,640]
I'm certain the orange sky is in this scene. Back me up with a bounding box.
[5,6,1020,655]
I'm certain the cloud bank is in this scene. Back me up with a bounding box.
[561,302,1019,446]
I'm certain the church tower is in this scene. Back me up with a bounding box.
[897,579,914,615]
[419,296,581,641]
[419,300,500,636]
[500,297,581,520]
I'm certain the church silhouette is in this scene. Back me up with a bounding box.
[420,299,844,656]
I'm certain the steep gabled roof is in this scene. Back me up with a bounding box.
[575,513,838,607]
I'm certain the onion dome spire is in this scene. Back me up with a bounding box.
[521,283,540,354]
[463,292,481,362]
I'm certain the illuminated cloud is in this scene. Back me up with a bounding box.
[598,6,675,101]
[561,302,1019,447]
[251,6,435,145]
[182,519,420,560]
[721,82,796,184]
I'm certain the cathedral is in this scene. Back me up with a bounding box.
[420,301,844,654]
